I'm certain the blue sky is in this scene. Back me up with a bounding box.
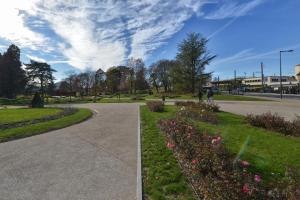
[0,0,299,81]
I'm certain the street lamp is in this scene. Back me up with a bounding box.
[279,50,294,99]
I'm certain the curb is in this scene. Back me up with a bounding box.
[137,106,143,200]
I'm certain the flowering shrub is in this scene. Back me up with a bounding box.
[159,118,299,199]
[146,101,164,112]
[177,106,218,124]
[175,101,220,112]
[246,112,300,137]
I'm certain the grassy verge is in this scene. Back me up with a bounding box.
[142,105,299,181]
[0,108,62,124]
[194,112,300,179]
[141,106,196,200]
[0,108,92,143]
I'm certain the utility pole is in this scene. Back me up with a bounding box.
[261,62,264,93]
[234,70,237,90]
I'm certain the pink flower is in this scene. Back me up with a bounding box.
[254,175,262,183]
[242,184,250,194]
[191,159,198,164]
[211,136,221,145]
[167,142,175,149]
[240,160,250,168]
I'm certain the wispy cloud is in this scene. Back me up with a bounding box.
[0,0,210,71]
[205,0,265,20]
[0,0,268,71]
[207,0,265,38]
[212,43,300,67]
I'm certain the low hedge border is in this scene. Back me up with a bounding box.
[0,108,92,143]
[0,108,78,130]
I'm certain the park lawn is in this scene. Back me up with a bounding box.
[141,105,300,191]
[194,112,300,179]
[141,106,196,200]
[0,108,92,143]
[0,108,62,124]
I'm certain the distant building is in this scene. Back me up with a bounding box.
[295,64,300,81]
[211,65,300,94]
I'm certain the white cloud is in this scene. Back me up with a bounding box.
[26,54,46,63]
[211,43,300,67]
[0,0,264,72]
[205,0,265,20]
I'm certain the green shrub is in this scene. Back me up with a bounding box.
[31,93,44,108]
[246,112,300,137]
[146,101,164,112]
[159,118,300,200]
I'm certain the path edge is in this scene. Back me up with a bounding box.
[137,105,143,200]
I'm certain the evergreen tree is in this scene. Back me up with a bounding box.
[0,44,26,98]
[176,33,216,94]
[25,60,56,98]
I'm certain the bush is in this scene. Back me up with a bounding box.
[146,101,164,112]
[246,112,300,137]
[177,106,218,124]
[175,101,220,112]
[131,95,145,101]
[159,118,299,200]
[31,93,44,108]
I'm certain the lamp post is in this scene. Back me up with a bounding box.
[279,50,294,99]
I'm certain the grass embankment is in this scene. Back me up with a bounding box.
[0,108,92,143]
[194,112,300,179]
[141,106,196,200]
[0,108,62,124]
[141,106,300,197]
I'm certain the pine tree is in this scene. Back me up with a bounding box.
[0,44,26,98]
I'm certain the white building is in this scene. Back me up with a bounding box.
[242,65,300,92]
[295,64,300,81]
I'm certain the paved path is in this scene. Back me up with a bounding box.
[217,99,300,121]
[0,103,140,200]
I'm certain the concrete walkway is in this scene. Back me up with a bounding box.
[0,104,140,200]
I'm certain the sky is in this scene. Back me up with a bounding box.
[0,0,299,81]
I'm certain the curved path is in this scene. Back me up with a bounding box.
[0,103,140,200]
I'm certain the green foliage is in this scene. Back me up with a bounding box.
[175,32,216,94]
[25,59,56,97]
[31,93,44,108]
[0,44,26,98]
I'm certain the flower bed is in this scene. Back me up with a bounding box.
[246,112,300,137]
[146,101,164,112]
[175,101,220,112]
[159,118,300,199]
[177,106,218,124]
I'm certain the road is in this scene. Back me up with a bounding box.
[0,103,140,200]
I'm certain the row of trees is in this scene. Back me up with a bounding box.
[0,44,56,99]
[59,33,216,97]
[0,32,215,99]
[58,58,149,96]
[149,33,216,95]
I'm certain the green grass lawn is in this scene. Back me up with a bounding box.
[0,108,92,143]
[194,112,300,179]
[141,106,196,200]
[0,108,62,124]
[141,105,300,192]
